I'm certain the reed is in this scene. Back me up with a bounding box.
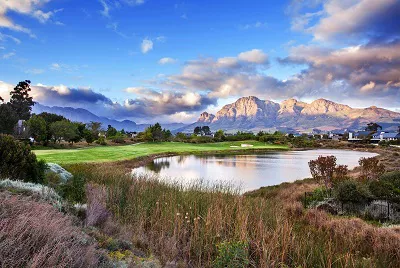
[69,163,400,267]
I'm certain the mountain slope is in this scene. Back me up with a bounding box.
[182,96,400,132]
[32,104,186,132]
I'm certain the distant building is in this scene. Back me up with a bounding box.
[348,131,374,142]
[371,132,400,143]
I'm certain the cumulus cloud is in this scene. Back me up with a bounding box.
[288,0,400,43]
[121,87,217,117]
[0,0,62,36]
[158,57,177,65]
[237,49,268,64]
[141,38,153,54]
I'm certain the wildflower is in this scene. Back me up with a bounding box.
[176,213,181,216]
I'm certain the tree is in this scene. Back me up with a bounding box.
[106,125,117,138]
[194,126,201,135]
[358,157,385,181]
[309,156,348,189]
[365,122,382,132]
[0,134,47,183]
[37,112,67,143]
[87,121,102,138]
[49,120,78,143]
[163,129,172,140]
[151,123,163,141]
[83,129,95,144]
[26,115,47,142]
[214,130,225,141]
[201,126,211,135]
[0,104,18,134]
[9,80,34,120]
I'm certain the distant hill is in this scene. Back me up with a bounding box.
[32,103,186,132]
[178,96,400,133]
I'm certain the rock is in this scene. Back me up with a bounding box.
[46,163,73,183]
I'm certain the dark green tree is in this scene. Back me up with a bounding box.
[0,134,47,183]
[194,126,201,135]
[9,80,34,120]
[365,122,382,132]
[201,126,211,135]
[106,124,117,137]
[214,129,225,141]
[0,104,19,134]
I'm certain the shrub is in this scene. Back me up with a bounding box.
[334,180,372,203]
[358,157,385,181]
[0,134,47,183]
[309,156,348,189]
[59,174,86,204]
[0,191,101,267]
[214,241,250,268]
[96,136,107,145]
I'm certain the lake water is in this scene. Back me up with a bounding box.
[132,149,378,191]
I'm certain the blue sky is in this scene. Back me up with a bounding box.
[0,0,399,123]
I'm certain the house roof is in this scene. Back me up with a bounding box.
[372,132,400,139]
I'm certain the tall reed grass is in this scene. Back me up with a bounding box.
[69,163,400,267]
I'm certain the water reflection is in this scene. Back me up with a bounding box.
[133,149,378,192]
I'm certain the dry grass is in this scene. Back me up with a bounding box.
[0,191,101,268]
[67,163,400,267]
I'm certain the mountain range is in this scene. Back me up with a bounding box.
[33,97,400,133]
[32,103,186,132]
[179,96,400,133]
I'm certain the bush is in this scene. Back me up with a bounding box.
[214,241,250,268]
[369,171,400,202]
[95,136,107,145]
[0,191,101,267]
[334,180,372,203]
[0,134,47,183]
[59,174,86,204]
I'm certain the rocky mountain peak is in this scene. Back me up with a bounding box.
[198,112,215,123]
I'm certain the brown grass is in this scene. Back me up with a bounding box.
[0,191,101,268]
[66,163,400,267]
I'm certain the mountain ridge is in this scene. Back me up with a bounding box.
[180,96,400,132]
[32,103,187,132]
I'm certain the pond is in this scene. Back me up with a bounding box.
[132,149,378,192]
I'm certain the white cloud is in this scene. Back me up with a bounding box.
[99,0,110,17]
[2,52,15,59]
[237,49,268,64]
[25,68,45,75]
[141,38,153,54]
[158,57,177,65]
[360,81,376,92]
[0,33,21,44]
[0,0,61,36]
[239,21,268,30]
[0,80,14,102]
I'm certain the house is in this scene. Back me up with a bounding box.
[371,132,400,143]
[348,131,374,142]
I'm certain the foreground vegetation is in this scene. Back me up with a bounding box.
[34,141,288,164]
[63,163,400,267]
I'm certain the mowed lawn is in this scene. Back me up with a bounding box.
[34,141,288,164]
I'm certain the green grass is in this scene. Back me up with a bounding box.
[34,141,288,164]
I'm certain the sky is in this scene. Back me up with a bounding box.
[0,0,399,123]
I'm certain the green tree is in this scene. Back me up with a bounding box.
[26,115,47,143]
[37,112,66,143]
[106,124,117,138]
[201,126,211,135]
[87,121,102,138]
[9,80,34,120]
[0,134,47,183]
[0,103,18,134]
[163,129,172,140]
[194,126,201,135]
[214,129,225,141]
[49,120,78,143]
[83,129,95,144]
